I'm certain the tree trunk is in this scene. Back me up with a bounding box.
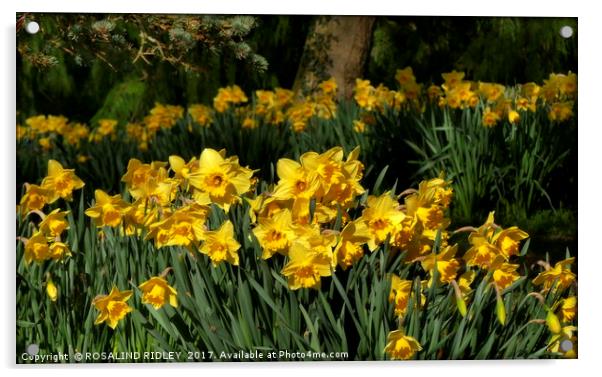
[293,16,376,99]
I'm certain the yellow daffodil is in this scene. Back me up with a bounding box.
[39,208,70,237]
[19,184,51,212]
[478,82,505,102]
[121,159,165,194]
[188,148,254,211]
[246,193,289,224]
[188,104,213,127]
[533,257,576,292]
[421,244,460,285]
[199,220,241,266]
[464,212,503,269]
[482,108,501,127]
[464,234,500,269]
[559,296,577,322]
[548,102,574,122]
[403,176,453,230]
[334,220,371,270]
[492,226,529,259]
[547,325,577,358]
[143,103,184,132]
[41,160,85,202]
[516,97,537,112]
[252,209,296,259]
[353,119,366,133]
[272,158,320,200]
[442,70,465,88]
[169,155,199,184]
[508,110,520,124]
[146,203,209,249]
[321,147,366,210]
[359,192,405,251]
[395,67,416,87]
[384,329,422,360]
[522,82,541,99]
[38,137,52,151]
[23,231,51,264]
[48,241,71,260]
[296,228,338,268]
[458,270,476,298]
[85,189,129,228]
[213,85,248,113]
[121,159,177,205]
[92,286,133,329]
[490,256,520,290]
[388,274,423,318]
[281,241,332,290]
[139,276,178,309]
[354,79,377,111]
[123,198,163,236]
[318,77,338,95]
[300,147,346,196]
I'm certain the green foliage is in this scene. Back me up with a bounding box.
[403,103,576,227]
[368,17,577,86]
[90,79,147,124]
[16,14,271,120]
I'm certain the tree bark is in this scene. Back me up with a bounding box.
[293,16,376,99]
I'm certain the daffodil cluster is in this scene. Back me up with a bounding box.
[429,71,577,127]
[527,254,577,358]
[82,148,251,268]
[17,70,577,160]
[528,261,577,359]
[16,146,577,358]
[250,146,365,289]
[463,212,529,289]
[17,115,90,152]
[91,273,180,329]
[17,160,84,266]
[544,295,577,358]
[381,187,533,361]
[283,77,339,132]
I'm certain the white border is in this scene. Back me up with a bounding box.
[3,1,601,376]
[11,0,582,16]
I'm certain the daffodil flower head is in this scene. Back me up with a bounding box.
[188,148,254,211]
[421,244,461,285]
[281,241,332,290]
[359,192,405,251]
[389,274,417,318]
[39,208,70,237]
[23,231,51,265]
[139,276,178,310]
[558,296,577,322]
[199,220,241,266]
[252,209,296,259]
[533,257,576,292]
[489,256,520,290]
[20,184,51,213]
[85,189,129,228]
[41,160,85,202]
[92,286,133,329]
[492,226,529,259]
[384,329,422,360]
[334,220,371,270]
